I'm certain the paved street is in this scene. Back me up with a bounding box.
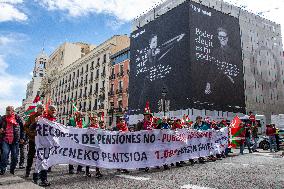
[0,149,283,189]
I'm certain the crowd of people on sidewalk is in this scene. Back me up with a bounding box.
[0,104,282,187]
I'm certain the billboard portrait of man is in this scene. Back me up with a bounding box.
[189,1,245,112]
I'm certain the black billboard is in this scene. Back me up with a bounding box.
[129,1,245,114]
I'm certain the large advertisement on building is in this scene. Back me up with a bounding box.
[129,1,245,114]
[188,2,245,112]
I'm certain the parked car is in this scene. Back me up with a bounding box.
[257,136,270,150]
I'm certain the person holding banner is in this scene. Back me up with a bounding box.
[114,117,130,174]
[68,111,91,177]
[171,119,187,166]
[23,104,44,179]
[87,115,103,178]
[36,105,57,187]
[157,116,171,170]
[136,102,153,172]
[193,116,209,163]
[88,114,99,128]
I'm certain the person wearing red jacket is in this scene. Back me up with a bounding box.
[116,118,129,132]
[266,124,277,152]
[171,119,186,167]
[36,105,57,187]
[88,115,99,129]
[172,119,183,130]
[115,117,130,174]
[87,115,103,178]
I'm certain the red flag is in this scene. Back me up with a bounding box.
[45,98,51,111]
[229,116,242,128]
[33,95,41,103]
[144,101,151,115]
[229,116,245,148]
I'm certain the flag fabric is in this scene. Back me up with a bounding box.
[101,112,104,122]
[25,95,43,117]
[24,106,36,115]
[71,99,78,113]
[144,101,151,115]
[229,116,245,148]
[33,94,41,103]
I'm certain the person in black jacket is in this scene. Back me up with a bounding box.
[0,106,24,175]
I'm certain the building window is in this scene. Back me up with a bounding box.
[119,81,123,91]
[111,84,114,93]
[86,64,89,72]
[94,99,98,110]
[91,61,94,69]
[111,68,114,76]
[120,64,124,73]
[118,100,123,109]
[102,80,105,89]
[97,58,100,64]
[95,83,98,93]
[110,102,114,108]
[103,54,106,63]
[96,69,99,78]
[89,85,93,95]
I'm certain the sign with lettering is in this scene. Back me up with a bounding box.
[35,118,228,171]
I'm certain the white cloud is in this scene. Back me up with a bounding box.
[106,19,125,30]
[37,0,284,39]
[0,0,23,4]
[0,55,29,115]
[37,0,164,21]
[0,33,29,115]
[0,0,27,22]
[0,36,14,45]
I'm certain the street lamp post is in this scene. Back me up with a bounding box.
[161,87,167,116]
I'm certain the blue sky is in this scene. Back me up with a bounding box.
[0,0,283,114]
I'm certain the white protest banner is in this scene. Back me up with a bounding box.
[35,118,228,171]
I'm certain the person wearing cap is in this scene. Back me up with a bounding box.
[266,124,277,152]
[23,104,44,179]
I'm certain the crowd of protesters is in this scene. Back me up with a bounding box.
[0,104,282,187]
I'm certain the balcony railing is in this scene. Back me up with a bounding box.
[117,71,124,78]
[116,89,123,94]
[109,74,115,80]
[108,91,115,96]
